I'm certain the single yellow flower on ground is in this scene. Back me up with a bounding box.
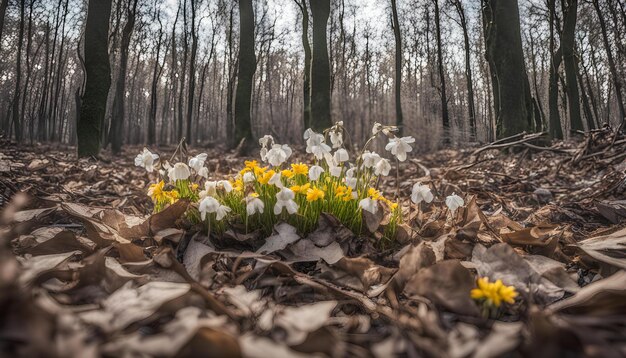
[306,186,325,202]
[258,170,275,184]
[471,277,518,307]
[291,163,309,176]
[290,183,311,195]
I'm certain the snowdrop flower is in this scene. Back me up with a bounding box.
[374,158,391,176]
[268,171,283,188]
[218,180,233,193]
[385,136,415,162]
[198,196,219,220]
[246,196,265,216]
[329,122,344,148]
[197,167,209,179]
[361,151,381,168]
[168,163,191,181]
[188,153,208,172]
[266,144,292,166]
[274,188,299,215]
[215,205,231,221]
[445,193,465,214]
[259,135,275,162]
[359,197,378,214]
[333,148,349,163]
[329,165,342,177]
[305,129,331,160]
[309,165,324,181]
[411,183,434,204]
[135,148,159,172]
[243,171,255,183]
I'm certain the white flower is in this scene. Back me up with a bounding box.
[346,167,356,178]
[274,188,298,215]
[372,122,383,135]
[259,135,274,148]
[329,130,343,148]
[199,181,217,198]
[359,198,378,214]
[268,171,283,188]
[266,144,292,166]
[374,158,391,176]
[333,148,349,163]
[197,167,209,179]
[329,165,342,177]
[411,183,434,204]
[215,205,231,221]
[188,153,208,172]
[362,151,381,168]
[218,180,233,192]
[305,129,331,160]
[385,136,415,162]
[445,193,465,214]
[199,196,220,220]
[309,165,324,181]
[135,148,159,172]
[346,177,357,189]
[246,196,265,216]
[243,172,255,183]
[168,163,191,181]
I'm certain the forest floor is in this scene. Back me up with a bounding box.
[1,129,625,357]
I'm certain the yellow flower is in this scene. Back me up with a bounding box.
[471,277,518,307]
[290,183,311,195]
[239,167,251,176]
[306,187,325,202]
[245,160,259,169]
[291,163,309,176]
[250,192,259,198]
[258,169,275,185]
[281,169,295,179]
[148,180,167,203]
[164,190,179,204]
[368,188,381,200]
[253,165,267,177]
[334,185,352,201]
[190,183,199,191]
[232,178,244,192]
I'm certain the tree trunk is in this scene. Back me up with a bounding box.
[0,0,8,53]
[482,0,535,138]
[548,0,563,138]
[77,0,113,157]
[391,0,403,136]
[309,0,331,131]
[110,0,138,154]
[234,0,257,148]
[433,0,449,141]
[186,0,199,144]
[148,8,163,146]
[294,0,312,129]
[592,0,625,128]
[452,0,476,139]
[561,0,583,132]
[11,0,26,142]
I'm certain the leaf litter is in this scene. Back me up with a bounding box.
[1,132,626,357]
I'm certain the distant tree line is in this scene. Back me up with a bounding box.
[0,0,624,157]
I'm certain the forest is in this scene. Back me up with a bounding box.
[0,0,625,357]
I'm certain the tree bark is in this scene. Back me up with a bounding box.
[110,0,138,154]
[391,0,403,136]
[77,0,113,157]
[294,0,312,129]
[433,0,449,140]
[11,0,26,142]
[234,0,257,148]
[452,0,476,138]
[186,0,199,143]
[561,0,583,132]
[548,0,563,139]
[309,0,331,131]
[0,0,8,53]
[482,0,536,138]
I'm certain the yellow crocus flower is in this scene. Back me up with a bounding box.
[290,183,311,195]
[471,277,518,308]
[258,169,275,184]
[306,187,325,202]
[281,169,295,179]
[291,163,309,176]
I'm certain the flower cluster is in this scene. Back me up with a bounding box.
[136,122,417,238]
[471,277,518,317]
